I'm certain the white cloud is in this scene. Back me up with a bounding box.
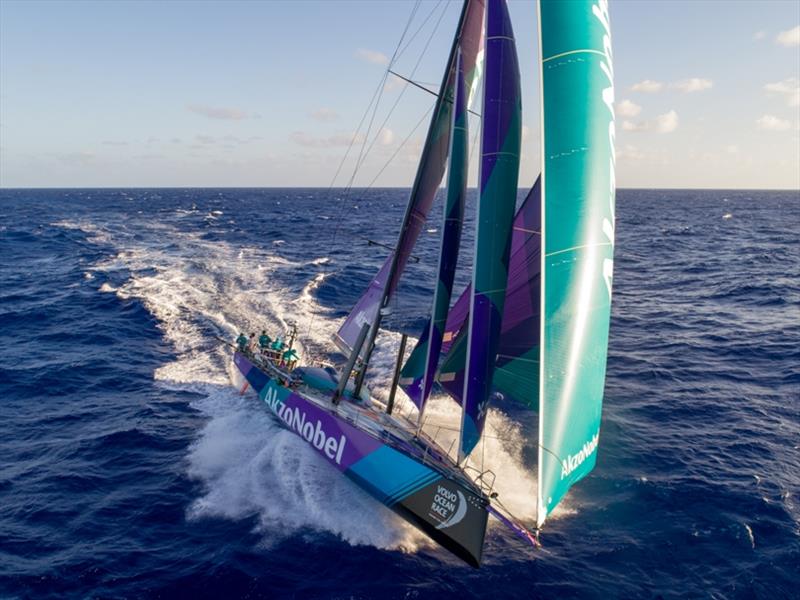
[616,144,644,161]
[309,108,339,122]
[630,80,664,93]
[187,104,255,120]
[52,151,95,165]
[378,128,394,146]
[775,25,800,47]
[655,110,679,133]
[193,134,262,146]
[383,76,405,92]
[622,120,646,132]
[753,30,766,41]
[671,78,713,93]
[622,110,679,134]
[290,131,363,148]
[355,48,389,66]
[724,145,739,154]
[756,114,791,131]
[764,77,800,107]
[630,78,712,94]
[616,99,642,117]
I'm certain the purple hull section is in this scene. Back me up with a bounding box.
[232,352,488,566]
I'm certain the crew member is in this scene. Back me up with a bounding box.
[258,330,272,352]
[236,332,248,352]
[282,347,299,370]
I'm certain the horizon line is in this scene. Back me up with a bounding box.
[2,186,799,192]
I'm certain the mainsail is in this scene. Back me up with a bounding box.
[536,0,616,526]
[458,0,521,462]
[398,50,469,415]
[334,0,485,357]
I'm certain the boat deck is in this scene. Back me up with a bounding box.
[241,350,485,496]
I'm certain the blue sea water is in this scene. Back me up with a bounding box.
[0,187,798,599]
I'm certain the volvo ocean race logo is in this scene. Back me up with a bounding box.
[262,387,347,465]
[429,485,467,530]
[560,433,599,480]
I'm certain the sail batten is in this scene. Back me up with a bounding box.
[458,0,521,462]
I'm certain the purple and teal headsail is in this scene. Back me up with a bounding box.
[438,178,541,408]
[334,0,486,357]
[536,0,616,526]
[398,51,469,415]
[458,0,521,462]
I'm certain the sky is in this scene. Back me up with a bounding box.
[1,0,799,189]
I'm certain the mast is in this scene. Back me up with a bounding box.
[354,0,477,396]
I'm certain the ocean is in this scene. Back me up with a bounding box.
[0,188,798,599]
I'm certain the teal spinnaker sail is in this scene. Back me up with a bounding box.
[537,0,616,527]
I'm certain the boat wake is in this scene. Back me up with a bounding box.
[56,212,555,556]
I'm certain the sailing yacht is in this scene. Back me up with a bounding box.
[230,0,616,567]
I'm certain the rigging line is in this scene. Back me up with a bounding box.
[324,0,421,198]
[325,4,417,196]
[389,69,483,118]
[319,0,420,215]
[388,69,440,98]
[481,413,486,476]
[323,0,448,330]
[349,0,449,182]
[395,0,447,63]
[342,0,439,193]
[303,1,421,339]
[538,443,567,468]
[337,0,435,199]
[364,105,434,190]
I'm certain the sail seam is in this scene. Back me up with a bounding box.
[483,151,519,157]
[545,241,612,258]
[543,48,605,63]
[496,354,538,363]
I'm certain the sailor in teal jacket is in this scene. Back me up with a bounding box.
[282,347,299,369]
[258,331,272,351]
[236,333,248,352]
